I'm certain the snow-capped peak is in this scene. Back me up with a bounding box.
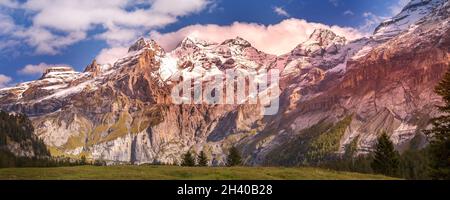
[290,28,346,57]
[402,0,434,13]
[178,37,216,49]
[40,66,79,80]
[83,60,111,76]
[128,37,164,54]
[221,37,252,48]
[373,0,445,41]
[306,28,347,47]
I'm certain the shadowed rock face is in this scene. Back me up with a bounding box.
[0,0,449,166]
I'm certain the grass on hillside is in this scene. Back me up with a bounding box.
[0,165,397,180]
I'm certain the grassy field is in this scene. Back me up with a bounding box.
[0,165,397,180]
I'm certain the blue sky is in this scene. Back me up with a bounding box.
[0,0,408,86]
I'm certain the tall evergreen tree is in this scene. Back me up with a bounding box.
[197,151,209,167]
[425,69,450,180]
[181,151,196,167]
[80,155,87,165]
[226,146,242,167]
[371,132,400,177]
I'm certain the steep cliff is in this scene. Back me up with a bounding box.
[0,0,448,166]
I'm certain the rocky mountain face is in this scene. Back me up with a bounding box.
[0,0,449,165]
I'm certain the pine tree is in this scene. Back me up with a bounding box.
[425,69,450,180]
[181,151,196,167]
[80,155,87,165]
[371,132,400,177]
[197,151,209,167]
[226,146,242,167]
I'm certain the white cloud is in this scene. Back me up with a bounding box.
[15,27,87,55]
[329,0,339,7]
[151,18,365,56]
[0,13,17,35]
[0,0,19,8]
[96,47,129,65]
[0,40,19,52]
[0,0,213,55]
[151,0,212,16]
[95,27,143,47]
[273,7,289,17]
[0,74,12,88]
[18,63,72,75]
[343,10,354,16]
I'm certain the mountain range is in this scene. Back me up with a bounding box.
[0,0,449,166]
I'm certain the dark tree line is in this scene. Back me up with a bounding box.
[0,110,51,167]
[322,68,450,180]
[0,111,49,157]
[181,146,242,167]
[0,111,107,168]
[316,132,429,179]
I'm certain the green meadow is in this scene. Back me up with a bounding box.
[0,165,397,180]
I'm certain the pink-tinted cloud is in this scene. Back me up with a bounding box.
[0,74,12,88]
[96,47,129,65]
[151,18,365,55]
